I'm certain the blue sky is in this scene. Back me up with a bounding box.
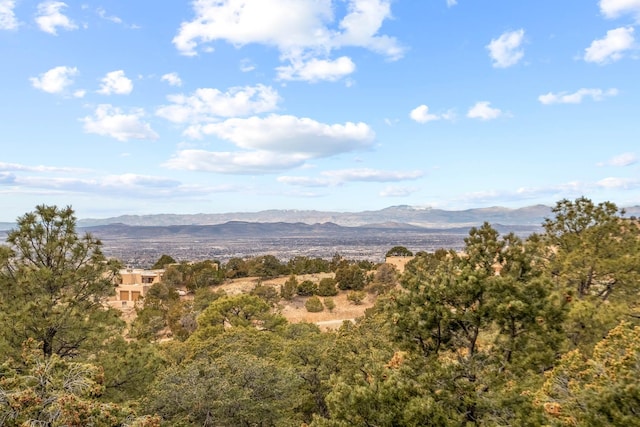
[1,0,639,221]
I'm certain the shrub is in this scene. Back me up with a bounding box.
[347,290,366,305]
[317,277,338,296]
[305,296,324,312]
[297,280,317,296]
[323,297,336,312]
[280,275,298,300]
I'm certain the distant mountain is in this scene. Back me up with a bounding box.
[78,204,559,228]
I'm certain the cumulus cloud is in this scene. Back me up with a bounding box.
[584,27,635,64]
[598,152,638,167]
[156,84,280,124]
[467,101,502,120]
[161,72,183,87]
[97,7,122,24]
[0,162,86,173]
[30,65,78,94]
[600,0,640,20]
[81,104,159,141]
[486,29,525,68]
[538,88,619,104]
[187,114,374,156]
[97,70,133,95]
[0,0,19,30]
[164,150,308,174]
[35,1,77,35]
[164,115,375,174]
[276,56,356,82]
[597,177,640,189]
[279,168,423,187]
[410,105,455,123]
[380,185,418,197]
[172,0,403,82]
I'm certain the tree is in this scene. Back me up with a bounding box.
[317,277,338,296]
[536,321,640,426]
[151,254,176,269]
[305,296,324,312]
[0,339,159,426]
[542,197,640,301]
[386,245,413,257]
[540,197,640,353]
[0,205,123,359]
[297,279,318,296]
[281,274,298,300]
[335,264,366,291]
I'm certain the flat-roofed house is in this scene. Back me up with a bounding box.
[106,267,164,309]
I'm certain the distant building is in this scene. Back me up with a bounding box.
[106,267,164,309]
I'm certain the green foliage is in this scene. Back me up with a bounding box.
[151,254,176,269]
[0,205,123,359]
[536,321,640,426]
[323,297,336,312]
[385,245,414,257]
[369,263,398,294]
[250,283,280,306]
[224,256,248,278]
[346,290,366,305]
[247,254,285,278]
[192,294,287,340]
[0,339,159,426]
[281,274,298,300]
[317,277,338,296]
[298,279,318,296]
[335,264,366,290]
[305,296,324,312]
[144,353,302,426]
[288,256,331,274]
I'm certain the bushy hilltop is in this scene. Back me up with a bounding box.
[1,198,640,426]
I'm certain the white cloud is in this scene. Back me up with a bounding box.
[599,152,638,167]
[600,0,640,20]
[157,84,280,124]
[97,7,122,24]
[240,58,255,72]
[30,65,78,94]
[538,88,619,104]
[279,168,423,187]
[173,0,403,82]
[81,104,159,141]
[35,1,77,35]
[73,89,86,98]
[161,72,183,87]
[0,162,86,173]
[486,29,525,68]
[97,70,133,95]
[446,0,458,6]
[277,56,356,82]
[584,27,635,64]
[380,185,418,197]
[322,168,423,182]
[467,101,502,120]
[409,105,454,123]
[164,115,375,174]
[0,0,19,30]
[597,177,640,189]
[164,150,308,174]
[189,114,375,156]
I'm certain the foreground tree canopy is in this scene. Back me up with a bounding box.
[1,198,639,426]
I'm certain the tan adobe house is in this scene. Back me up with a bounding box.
[106,267,164,309]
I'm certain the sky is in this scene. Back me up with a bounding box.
[1,0,639,221]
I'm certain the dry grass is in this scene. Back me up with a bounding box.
[217,273,375,330]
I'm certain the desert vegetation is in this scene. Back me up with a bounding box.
[1,197,640,426]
